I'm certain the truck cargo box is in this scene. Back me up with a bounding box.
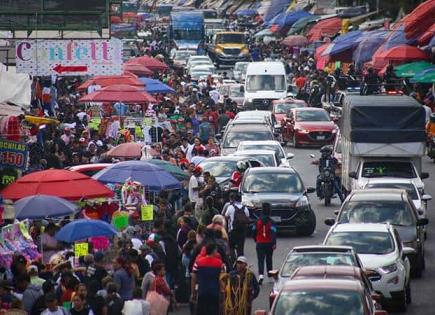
[342,95,426,143]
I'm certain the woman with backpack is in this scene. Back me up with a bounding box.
[252,203,277,285]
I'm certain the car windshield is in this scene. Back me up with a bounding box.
[223,130,273,148]
[199,160,236,178]
[361,162,416,178]
[246,75,286,92]
[296,110,330,122]
[173,29,203,40]
[229,86,244,97]
[191,60,212,67]
[175,51,193,60]
[325,232,395,255]
[243,172,303,193]
[281,253,356,277]
[238,154,275,166]
[366,183,418,200]
[216,33,244,43]
[274,290,364,315]
[274,102,303,114]
[338,201,415,226]
[235,63,248,72]
[238,144,284,159]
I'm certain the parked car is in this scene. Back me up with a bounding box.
[272,98,306,124]
[268,245,365,307]
[282,107,338,147]
[237,140,294,167]
[233,61,249,82]
[172,50,196,68]
[323,223,411,311]
[231,150,280,167]
[325,188,427,277]
[241,167,316,235]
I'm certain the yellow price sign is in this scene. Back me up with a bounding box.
[74,242,89,257]
[19,222,31,240]
[141,205,154,221]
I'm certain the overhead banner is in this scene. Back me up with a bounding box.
[0,139,28,170]
[16,39,123,76]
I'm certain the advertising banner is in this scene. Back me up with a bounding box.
[0,139,28,170]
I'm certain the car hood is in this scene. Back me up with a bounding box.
[217,43,246,49]
[221,147,237,156]
[358,252,398,269]
[175,40,200,50]
[245,90,286,99]
[295,121,335,130]
[243,192,301,207]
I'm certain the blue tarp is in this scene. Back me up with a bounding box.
[139,77,175,94]
[236,9,257,16]
[321,31,363,56]
[266,10,312,29]
[353,30,388,67]
[264,0,291,23]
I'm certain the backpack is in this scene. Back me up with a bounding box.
[232,204,250,231]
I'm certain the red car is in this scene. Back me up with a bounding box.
[282,107,338,147]
[272,98,306,124]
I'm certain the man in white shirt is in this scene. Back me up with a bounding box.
[41,293,70,315]
[189,166,204,219]
[122,288,150,315]
[209,87,220,105]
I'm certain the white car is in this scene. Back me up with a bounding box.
[237,140,294,167]
[172,50,196,68]
[323,223,412,311]
[231,150,280,167]
[186,55,213,69]
[189,66,214,80]
[233,61,248,82]
[364,178,432,219]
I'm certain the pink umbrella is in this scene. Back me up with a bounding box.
[123,63,153,77]
[126,56,168,72]
[377,45,430,62]
[78,75,144,91]
[281,35,308,47]
[107,142,143,158]
[79,84,157,103]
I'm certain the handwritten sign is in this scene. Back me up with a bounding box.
[0,140,28,170]
[141,205,154,221]
[74,242,89,257]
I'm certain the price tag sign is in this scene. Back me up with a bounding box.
[74,242,89,257]
[141,205,154,221]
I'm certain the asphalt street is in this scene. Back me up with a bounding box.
[175,146,435,315]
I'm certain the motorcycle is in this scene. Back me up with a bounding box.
[310,154,335,206]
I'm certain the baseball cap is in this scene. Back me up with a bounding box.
[236,256,248,264]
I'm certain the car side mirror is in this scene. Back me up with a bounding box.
[215,134,222,141]
[422,194,432,202]
[420,172,429,179]
[349,171,358,179]
[324,218,335,226]
[268,270,279,280]
[417,218,429,226]
[403,247,417,256]
[306,187,315,194]
[286,153,294,160]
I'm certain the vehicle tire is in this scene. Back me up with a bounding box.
[295,208,316,236]
[406,282,412,304]
[412,252,424,277]
[395,288,408,313]
[324,183,332,206]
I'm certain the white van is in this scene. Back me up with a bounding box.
[243,61,287,110]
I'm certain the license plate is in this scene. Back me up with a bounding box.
[271,216,282,222]
[317,136,325,140]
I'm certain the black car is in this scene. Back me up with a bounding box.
[241,167,316,235]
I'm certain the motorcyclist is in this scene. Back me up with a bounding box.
[231,160,248,189]
[312,145,344,203]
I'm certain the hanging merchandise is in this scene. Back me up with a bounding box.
[111,210,129,231]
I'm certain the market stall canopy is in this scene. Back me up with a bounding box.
[254,28,274,38]
[411,68,435,83]
[287,15,319,35]
[394,61,435,78]
[321,31,363,56]
[377,45,430,62]
[263,0,291,24]
[267,10,312,31]
[306,17,342,42]
[1,169,114,201]
[418,23,435,46]
[79,84,157,103]
[401,0,435,40]
[281,35,308,47]
[139,78,176,94]
[14,194,78,220]
[78,75,144,91]
[353,30,388,67]
[107,142,143,159]
[55,219,117,243]
[0,103,24,117]
[123,63,153,77]
[236,9,257,16]
[93,160,181,192]
[147,159,189,181]
[126,56,169,72]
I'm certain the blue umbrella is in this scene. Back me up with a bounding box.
[264,0,292,23]
[139,78,176,94]
[93,160,181,192]
[322,31,363,56]
[267,10,312,29]
[353,30,388,67]
[14,194,78,219]
[55,219,117,243]
[384,26,417,50]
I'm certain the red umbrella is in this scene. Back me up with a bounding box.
[1,169,114,201]
[418,23,435,46]
[307,17,342,42]
[78,75,144,91]
[126,56,168,72]
[402,0,435,38]
[123,63,153,77]
[79,84,157,103]
[107,142,143,158]
[281,35,308,47]
[377,45,430,62]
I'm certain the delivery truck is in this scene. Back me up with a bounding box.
[341,95,429,193]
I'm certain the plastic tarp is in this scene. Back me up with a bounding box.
[287,15,318,35]
[263,0,291,23]
[353,30,388,67]
[139,77,176,94]
[321,31,363,56]
[0,66,31,108]
[342,95,426,143]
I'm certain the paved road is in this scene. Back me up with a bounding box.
[175,146,435,314]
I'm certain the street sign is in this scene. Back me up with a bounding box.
[16,39,123,76]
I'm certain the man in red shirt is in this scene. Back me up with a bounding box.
[295,71,307,90]
[231,160,248,189]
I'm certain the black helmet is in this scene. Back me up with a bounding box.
[320,145,333,158]
[430,113,435,123]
